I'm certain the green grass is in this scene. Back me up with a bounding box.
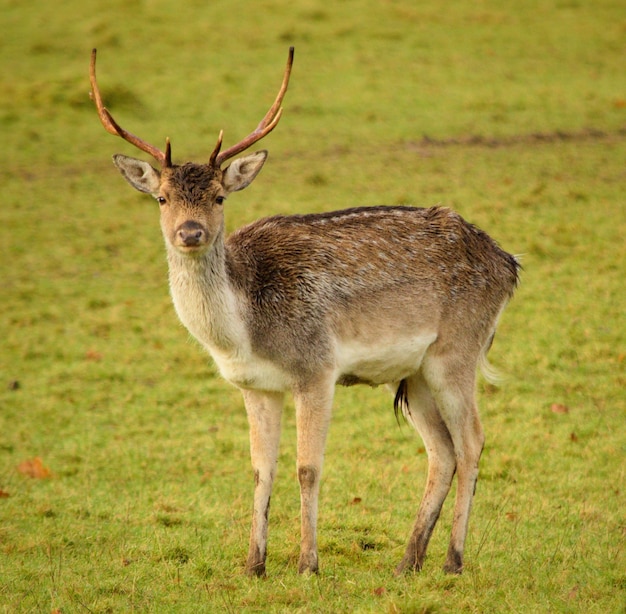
[1,0,625,612]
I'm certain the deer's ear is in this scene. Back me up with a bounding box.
[113,154,161,196]
[222,151,268,193]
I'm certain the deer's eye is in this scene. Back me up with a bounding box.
[215,196,226,205]
[156,196,167,205]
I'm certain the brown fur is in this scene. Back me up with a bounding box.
[111,153,519,576]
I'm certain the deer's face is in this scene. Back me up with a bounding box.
[158,163,226,255]
[112,151,268,256]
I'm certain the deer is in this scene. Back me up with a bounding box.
[89,47,519,577]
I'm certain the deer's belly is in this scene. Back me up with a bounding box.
[335,332,437,386]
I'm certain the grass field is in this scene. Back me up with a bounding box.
[1,0,625,612]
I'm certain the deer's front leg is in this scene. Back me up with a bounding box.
[293,379,334,574]
[242,389,284,577]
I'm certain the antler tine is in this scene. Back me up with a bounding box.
[214,47,294,167]
[90,49,171,168]
[208,130,224,167]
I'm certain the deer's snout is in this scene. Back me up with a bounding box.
[176,221,207,249]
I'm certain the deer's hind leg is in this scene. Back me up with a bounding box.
[395,372,457,574]
[422,354,485,574]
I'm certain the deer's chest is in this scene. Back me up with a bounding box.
[169,276,291,392]
[209,347,292,392]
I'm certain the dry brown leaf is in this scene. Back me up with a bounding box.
[373,586,386,596]
[0,489,10,498]
[85,349,103,362]
[550,403,569,414]
[17,457,52,479]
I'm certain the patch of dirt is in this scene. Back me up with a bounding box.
[406,126,626,150]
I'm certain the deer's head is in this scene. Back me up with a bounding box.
[90,48,293,255]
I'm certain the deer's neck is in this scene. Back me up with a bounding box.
[166,239,246,355]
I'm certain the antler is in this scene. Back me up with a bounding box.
[210,46,294,167]
[90,48,172,168]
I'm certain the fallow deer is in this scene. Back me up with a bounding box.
[90,47,519,577]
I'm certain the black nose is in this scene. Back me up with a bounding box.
[177,221,206,247]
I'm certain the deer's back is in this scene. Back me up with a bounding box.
[227,205,518,303]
